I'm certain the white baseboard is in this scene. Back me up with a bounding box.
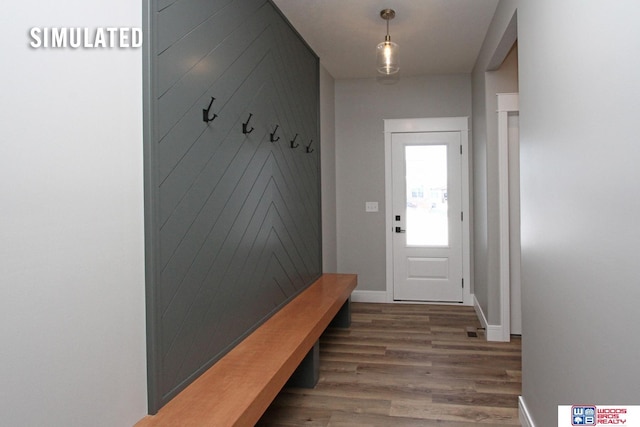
[519,396,535,427]
[352,290,475,306]
[473,295,508,342]
[473,294,489,329]
[486,324,505,341]
[351,290,388,303]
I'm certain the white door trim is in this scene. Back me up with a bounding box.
[497,93,519,341]
[384,117,472,305]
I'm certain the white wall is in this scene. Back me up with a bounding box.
[471,1,518,326]
[516,1,640,425]
[485,44,518,327]
[320,65,338,273]
[335,75,471,292]
[0,2,147,426]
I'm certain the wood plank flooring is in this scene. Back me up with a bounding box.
[258,303,521,426]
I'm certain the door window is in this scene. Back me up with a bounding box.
[405,145,448,247]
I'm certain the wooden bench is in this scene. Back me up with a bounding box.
[135,273,357,427]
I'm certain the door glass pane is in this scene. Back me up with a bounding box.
[405,145,448,246]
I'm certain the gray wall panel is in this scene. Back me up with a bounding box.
[157,0,175,12]
[145,0,321,412]
[157,0,265,96]
[158,87,274,311]
[157,0,233,53]
[158,57,271,240]
[157,32,271,182]
[157,6,272,138]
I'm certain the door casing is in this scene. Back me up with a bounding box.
[384,117,473,305]
[497,93,521,341]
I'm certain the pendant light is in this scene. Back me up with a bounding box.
[376,9,399,75]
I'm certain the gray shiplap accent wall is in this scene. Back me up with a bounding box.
[144,0,321,413]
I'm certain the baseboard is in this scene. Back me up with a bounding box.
[486,324,505,341]
[473,295,489,329]
[351,290,388,303]
[473,295,508,342]
[519,396,535,427]
[353,290,475,306]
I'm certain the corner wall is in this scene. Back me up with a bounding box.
[0,1,147,426]
[518,1,640,425]
[471,1,518,326]
[320,65,337,273]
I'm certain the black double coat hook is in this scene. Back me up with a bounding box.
[202,97,218,123]
[290,133,299,148]
[242,113,254,134]
[270,125,280,142]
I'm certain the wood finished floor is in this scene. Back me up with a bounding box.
[258,303,521,426]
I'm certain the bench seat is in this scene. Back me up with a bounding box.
[135,273,357,427]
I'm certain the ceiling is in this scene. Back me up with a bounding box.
[272,0,499,80]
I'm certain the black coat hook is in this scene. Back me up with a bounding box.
[306,139,314,153]
[242,113,254,134]
[290,133,299,148]
[270,125,280,142]
[202,97,218,123]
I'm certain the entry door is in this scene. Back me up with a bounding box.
[392,132,463,302]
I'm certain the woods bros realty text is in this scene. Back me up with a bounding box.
[29,27,142,48]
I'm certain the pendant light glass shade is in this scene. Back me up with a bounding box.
[376,37,399,75]
[377,9,399,75]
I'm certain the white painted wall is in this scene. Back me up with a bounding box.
[485,46,519,327]
[0,1,147,426]
[320,65,337,273]
[335,75,471,292]
[471,1,518,325]
[517,1,640,425]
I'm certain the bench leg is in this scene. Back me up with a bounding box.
[287,340,319,388]
[287,298,352,389]
[330,298,351,328]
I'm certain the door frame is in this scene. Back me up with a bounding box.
[497,93,520,340]
[384,117,472,305]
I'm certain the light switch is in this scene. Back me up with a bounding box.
[365,201,379,212]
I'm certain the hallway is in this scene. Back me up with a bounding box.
[259,303,521,426]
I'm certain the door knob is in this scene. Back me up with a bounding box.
[395,227,406,233]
